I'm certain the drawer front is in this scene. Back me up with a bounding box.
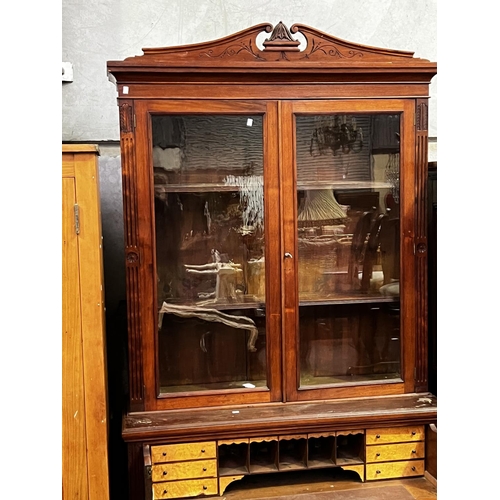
[366,460,424,481]
[365,442,425,463]
[153,478,218,499]
[151,442,216,463]
[152,459,217,482]
[366,426,425,445]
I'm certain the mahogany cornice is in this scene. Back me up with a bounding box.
[107,22,437,82]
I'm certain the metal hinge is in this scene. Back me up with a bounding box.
[74,204,80,235]
[134,114,137,129]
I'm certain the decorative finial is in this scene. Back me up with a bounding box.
[263,21,300,52]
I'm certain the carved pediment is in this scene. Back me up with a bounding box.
[108,21,436,76]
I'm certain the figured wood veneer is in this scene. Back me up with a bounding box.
[365,441,425,462]
[151,459,217,482]
[151,442,217,463]
[366,459,424,480]
[152,478,218,499]
[366,425,425,445]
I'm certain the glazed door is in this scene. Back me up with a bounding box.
[135,100,282,410]
[281,100,416,401]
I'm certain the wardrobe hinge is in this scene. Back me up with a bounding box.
[74,204,80,235]
[134,114,137,129]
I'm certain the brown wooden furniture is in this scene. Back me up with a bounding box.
[62,145,110,500]
[107,22,437,499]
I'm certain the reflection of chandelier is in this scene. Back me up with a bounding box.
[310,115,363,156]
[385,153,400,203]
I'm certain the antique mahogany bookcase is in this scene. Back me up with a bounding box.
[107,22,437,500]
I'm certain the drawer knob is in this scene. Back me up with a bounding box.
[162,452,167,456]
[163,471,167,475]
[201,449,205,453]
[203,467,207,471]
[163,490,168,494]
[412,466,416,471]
[411,431,416,436]
[376,453,380,457]
[376,470,381,474]
[412,449,416,454]
[203,485,208,490]
[376,434,380,439]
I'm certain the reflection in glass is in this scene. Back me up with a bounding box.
[296,113,401,387]
[152,115,267,393]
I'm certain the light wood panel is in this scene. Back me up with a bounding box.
[62,144,110,500]
[366,442,425,462]
[62,175,89,500]
[151,459,217,482]
[366,425,424,445]
[366,459,424,480]
[152,478,218,499]
[151,441,217,463]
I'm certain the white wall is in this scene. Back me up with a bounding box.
[62,0,437,314]
[62,0,437,142]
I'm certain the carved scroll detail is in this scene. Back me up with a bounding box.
[200,40,265,60]
[302,39,364,60]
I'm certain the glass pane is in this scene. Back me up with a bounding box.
[153,114,267,394]
[296,113,401,387]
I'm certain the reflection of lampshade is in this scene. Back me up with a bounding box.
[298,190,347,225]
[153,146,182,171]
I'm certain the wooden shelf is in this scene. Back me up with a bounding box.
[159,293,398,314]
[298,181,393,191]
[155,184,240,193]
[299,295,399,306]
[154,180,393,193]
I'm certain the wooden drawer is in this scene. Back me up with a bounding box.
[152,459,217,482]
[365,442,425,463]
[151,442,216,463]
[366,426,424,445]
[153,478,218,499]
[366,460,424,481]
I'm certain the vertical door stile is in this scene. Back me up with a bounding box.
[398,100,417,393]
[264,100,283,401]
[134,100,156,409]
[280,101,299,401]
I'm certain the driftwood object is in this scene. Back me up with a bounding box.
[159,302,259,352]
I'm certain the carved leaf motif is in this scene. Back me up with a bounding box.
[120,102,134,133]
[416,103,428,131]
[263,21,300,52]
[268,21,295,42]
